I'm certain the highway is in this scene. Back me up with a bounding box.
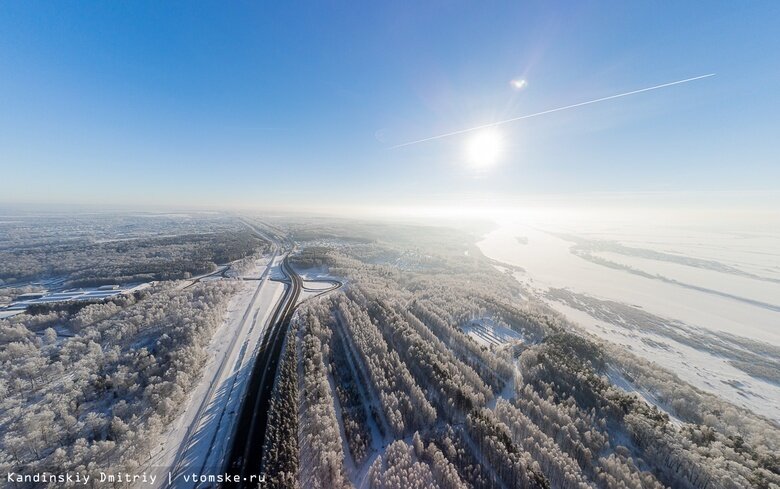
[223,253,303,488]
[160,219,288,488]
[160,218,312,488]
[169,253,278,478]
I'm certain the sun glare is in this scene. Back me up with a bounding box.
[465,128,503,170]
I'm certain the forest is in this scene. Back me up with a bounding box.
[0,213,269,287]
[0,280,240,485]
[258,219,779,489]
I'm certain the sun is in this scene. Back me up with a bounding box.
[465,128,504,170]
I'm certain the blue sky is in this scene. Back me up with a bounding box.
[1,1,778,210]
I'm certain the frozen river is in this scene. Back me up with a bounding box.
[477,215,780,421]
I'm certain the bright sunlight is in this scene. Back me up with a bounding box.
[465,128,504,170]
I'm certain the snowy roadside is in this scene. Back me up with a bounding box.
[132,255,285,488]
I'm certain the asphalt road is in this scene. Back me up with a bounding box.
[165,222,283,487]
[223,253,303,488]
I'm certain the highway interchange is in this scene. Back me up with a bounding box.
[160,220,333,488]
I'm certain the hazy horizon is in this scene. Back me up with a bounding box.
[2,190,779,232]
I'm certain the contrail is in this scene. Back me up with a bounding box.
[390,73,715,149]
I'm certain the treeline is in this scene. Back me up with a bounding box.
[0,215,269,286]
[604,342,780,450]
[520,332,780,488]
[465,408,551,489]
[368,436,466,489]
[368,295,492,418]
[329,322,373,466]
[297,306,352,489]
[261,329,299,488]
[335,295,436,438]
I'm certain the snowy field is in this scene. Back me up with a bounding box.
[477,213,780,422]
[462,318,524,348]
[294,265,344,302]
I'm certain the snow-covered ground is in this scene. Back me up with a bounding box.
[589,250,780,306]
[293,265,344,302]
[462,318,523,348]
[136,254,286,488]
[302,280,336,291]
[477,215,780,422]
[478,223,779,345]
[294,265,331,281]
